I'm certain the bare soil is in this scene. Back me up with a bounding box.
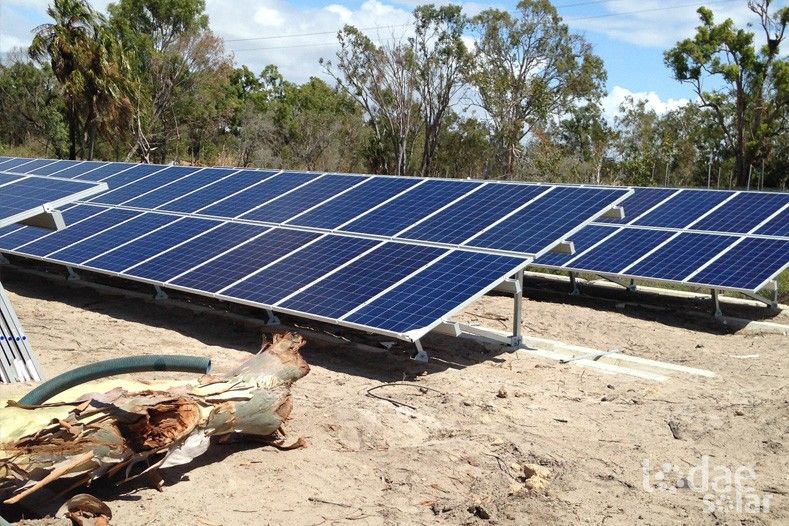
[0,268,786,526]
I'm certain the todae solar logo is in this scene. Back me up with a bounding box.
[642,455,773,514]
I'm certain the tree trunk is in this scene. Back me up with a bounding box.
[67,108,78,161]
[0,332,310,507]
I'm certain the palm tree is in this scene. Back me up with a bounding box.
[30,0,98,159]
[30,0,134,160]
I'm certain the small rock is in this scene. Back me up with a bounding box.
[468,504,491,520]
[607,384,615,390]
[510,462,522,472]
[462,399,473,407]
[735,409,744,416]
[497,386,508,398]
[695,343,704,349]
[523,463,551,480]
[431,501,453,515]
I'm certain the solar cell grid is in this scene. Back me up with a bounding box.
[241,173,368,223]
[0,177,101,221]
[345,251,527,335]
[171,228,321,293]
[288,177,420,229]
[160,169,280,213]
[399,183,549,245]
[626,232,737,281]
[89,166,199,205]
[597,187,679,224]
[124,168,239,209]
[0,159,35,171]
[754,207,789,237]
[222,235,381,305]
[536,224,618,267]
[568,228,675,273]
[690,238,789,290]
[27,160,80,176]
[279,243,446,319]
[341,179,481,236]
[86,216,221,272]
[126,222,269,282]
[74,163,138,182]
[634,189,730,228]
[690,192,789,233]
[51,161,108,179]
[48,213,177,264]
[13,159,57,173]
[469,187,629,255]
[197,171,317,218]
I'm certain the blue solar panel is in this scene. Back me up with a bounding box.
[469,187,629,255]
[626,233,737,281]
[280,243,446,319]
[95,164,166,188]
[755,207,789,237]
[27,160,80,176]
[126,223,269,282]
[160,170,280,213]
[597,188,679,224]
[690,192,789,233]
[221,235,380,305]
[346,251,526,334]
[0,205,102,250]
[290,177,419,229]
[399,183,548,245]
[691,238,789,290]
[0,176,102,221]
[197,172,317,218]
[0,158,36,171]
[241,174,368,223]
[86,217,220,272]
[171,228,321,293]
[536,224,618,267]
[13,159,59,173]
[634,190,730,228]
[48,213,177,263]
[73,163,138,182]
[341,180,480,236]
[52,161,108,179]
[568,228,675,273]
[0,173,24,186]
[90,166,198,205]
[18,208,141,256]
[123,168,239,209]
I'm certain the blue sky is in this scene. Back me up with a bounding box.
[0,0,770,119]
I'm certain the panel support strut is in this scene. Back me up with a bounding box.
[411,340,429,363]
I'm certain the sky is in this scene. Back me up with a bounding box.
[0,0,774,121]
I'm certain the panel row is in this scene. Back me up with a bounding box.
[1,157,631,257]
[0,205,527,339]
[535,224,789,291]
[596,187,789,237]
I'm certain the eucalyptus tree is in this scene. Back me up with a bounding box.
[469,0,606,179]
[664,0,788,187]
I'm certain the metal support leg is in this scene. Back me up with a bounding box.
[411,340,429,363]
[66,267,80,281]
[511,270,523,346]
[628,279,637,293]
[264,309,281,326]
[569,272,580,295]
[711,289,723,318]
[154,285,168,300]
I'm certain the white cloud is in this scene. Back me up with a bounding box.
[567,0,762,48]
[602,85,689,121]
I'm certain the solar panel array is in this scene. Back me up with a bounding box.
[535,187,789,292]
[0,157,630,341]
[0,172,106,228]
[0,167,105,383]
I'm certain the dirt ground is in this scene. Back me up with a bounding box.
[0,267,786,526]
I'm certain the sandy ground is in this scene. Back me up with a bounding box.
[0,267,787,526]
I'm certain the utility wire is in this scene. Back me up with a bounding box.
[230,0,742,53]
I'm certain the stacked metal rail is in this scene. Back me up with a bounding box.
[0,282,41,382]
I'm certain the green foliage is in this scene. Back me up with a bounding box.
[664,0,788,187]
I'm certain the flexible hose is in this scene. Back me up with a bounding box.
[18,355,212,406]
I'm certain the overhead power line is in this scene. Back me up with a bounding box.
[228,0,742,53]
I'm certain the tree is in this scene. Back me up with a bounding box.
[411,4,470,177]
[0,57,68,157]
[664,1,788,187]
[109,0,233,163]
[323,26,421,175]
[469,0,606,178]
